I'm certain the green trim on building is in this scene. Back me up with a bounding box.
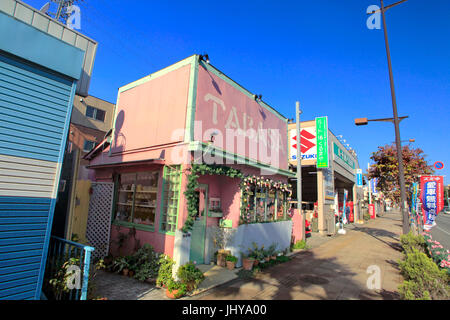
[158,165,183,236]
[184,56,199,143]
[188,141,295,178]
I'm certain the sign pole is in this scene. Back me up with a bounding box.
[296,101,305,241]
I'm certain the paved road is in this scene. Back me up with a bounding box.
[431,212,450,250]
[192,212,404,300]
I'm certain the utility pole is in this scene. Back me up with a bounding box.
[296,101,305,241]
[379,0,410,234]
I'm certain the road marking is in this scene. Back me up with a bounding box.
[435,225,450,236]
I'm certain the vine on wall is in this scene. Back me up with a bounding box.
[182,164,292,233]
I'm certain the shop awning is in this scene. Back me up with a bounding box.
[86,158,165,169]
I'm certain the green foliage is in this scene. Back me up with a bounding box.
[291,240,308,250]
[183,164,243,233]
[398,248,450,300]
[166,278,187,298]
[266,243,277,256]
[111,256,130,273]
[48,257,80,300]
[247,242,265,260]
[367,144,434,203]
[156,254,175,287]
[226,255,238,263]
[177,262,205,289]
[276,255,291,263]
[400,232,426,254]
[363,211,371,221]
[130,244,160,280]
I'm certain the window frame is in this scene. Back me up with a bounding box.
[83,139,96,152]
[85,105,106,122]
[158,165,182,236]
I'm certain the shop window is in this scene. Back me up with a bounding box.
[243,187,290,223]
[276,191,287,220]
[114,171,159,228]
[267,190,276,221]
[159,166,182,234]
[255,187,267,222]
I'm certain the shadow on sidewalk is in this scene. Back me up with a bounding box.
[197,250,398,300]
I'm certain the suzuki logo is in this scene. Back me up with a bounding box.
[293,129,316,154]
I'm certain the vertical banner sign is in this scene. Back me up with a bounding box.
[343,189,348,224]
[371,178,379,194]
[420,176,444,229]
[316,116,329,168]
[356,169,363,187]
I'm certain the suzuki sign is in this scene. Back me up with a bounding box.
[289,126,317,161]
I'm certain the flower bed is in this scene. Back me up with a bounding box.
[423,231,450,274]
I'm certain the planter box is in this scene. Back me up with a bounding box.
[208,211,223,218]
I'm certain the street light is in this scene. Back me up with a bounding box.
[363,0,411,235]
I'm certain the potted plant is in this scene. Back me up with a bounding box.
[242,255,255,271]
[217,249,230,267]
[166,278,186,299]
[177,262,205,292]
[226,255,238,270]
[112,256,130,275]
[268,244,277,260]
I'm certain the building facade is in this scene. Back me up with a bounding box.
[86,55,296,270]
[52,95,115,242]
[0,0,96,300]
[287,119,363,234]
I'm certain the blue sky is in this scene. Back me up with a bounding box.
[25,0,450,184]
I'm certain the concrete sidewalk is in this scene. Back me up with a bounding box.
[191,212,404,300]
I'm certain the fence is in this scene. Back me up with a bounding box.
[43,236,94,300]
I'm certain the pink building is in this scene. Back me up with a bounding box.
[85,55,297,268]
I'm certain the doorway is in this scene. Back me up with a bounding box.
[189,184,208,264]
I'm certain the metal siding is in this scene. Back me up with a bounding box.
[0,0,98,96]
[0,51,76,300]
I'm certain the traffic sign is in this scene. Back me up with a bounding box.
[434,161,444,170]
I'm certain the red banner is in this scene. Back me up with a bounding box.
[369,204,375,219]
[420,176,444,228]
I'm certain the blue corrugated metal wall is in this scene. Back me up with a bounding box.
[0,52,76,300]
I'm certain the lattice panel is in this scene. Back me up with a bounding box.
[86,182,114,260]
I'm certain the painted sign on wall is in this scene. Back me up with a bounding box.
[195,65,288,170]
[289,126,317,161]
[420,176,444,229]
[316,116,329,168]
[333,143,355,170]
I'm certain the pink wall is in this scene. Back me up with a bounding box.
[111,64,191,154]
[195,65,288,171]
[291,209,304,244]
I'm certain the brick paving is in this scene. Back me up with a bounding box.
[192,212,404,300]
[94,212,404,300]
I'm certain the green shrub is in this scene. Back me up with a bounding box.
[156,254,175,287]
[363,212,371,221]
[177,262,205,290]
[398,248,449,300]
[292,240,308,250]
[226,255,238,263]
[131,244,160,280]
[400,232,426,254]
[166,278,187,298]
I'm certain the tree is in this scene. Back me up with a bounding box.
[367,144,434,203]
